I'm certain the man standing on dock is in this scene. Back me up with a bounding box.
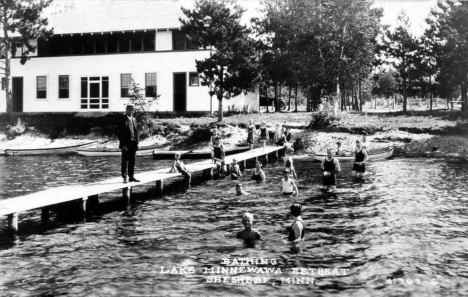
[118,104,140,183]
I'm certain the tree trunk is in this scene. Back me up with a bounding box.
[461,82,467,112]
[3,25,12,116]
[287,79,292,111]
[429,76,433,112]
[274,80,278,113]
[217,69,224,122]
[358,77,362,112]
[278,83,282,112]
[294,84,298,112]
[402,77,407,112]
[307,87,311,112]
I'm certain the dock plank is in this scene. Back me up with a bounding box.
[0,146,282,217]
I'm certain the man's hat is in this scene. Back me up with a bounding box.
[126,103,135,108]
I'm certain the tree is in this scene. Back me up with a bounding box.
[372,70,398,99]
[377,11,419,112]
[126,79,159,115]
[0,0,53,115]
[180,0,259,122]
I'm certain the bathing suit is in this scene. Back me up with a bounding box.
[285,132,292,142]
[213,145,225,165]
[276,134,286,146]
[322,157,336,186]
[247,126,254,144]
[251,169,264,182]
[260,127,267,140]
[288,218,305,242]
[281,178,294,195]
[353,149,366,173]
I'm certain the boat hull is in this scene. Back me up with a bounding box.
[4,141,98,156]
[309,147,394,162]
[77,144,164,157]
[152,147,250,160]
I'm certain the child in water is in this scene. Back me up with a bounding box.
[235,183,248,196]
[169,152,192,187]
[335,142,345,156]
[230,159,242,180]
[236,213,261,240]
[283,147,298,178]
[246,119,256,150]
[288,204,305,252]
[322,148,341,192]
[280,169,298,197]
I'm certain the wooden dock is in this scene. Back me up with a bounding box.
[0,146,284,233]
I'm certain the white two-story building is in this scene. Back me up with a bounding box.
[0,0,259,114]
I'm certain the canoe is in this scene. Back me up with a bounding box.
[309,147,394,162]
[152,146,250,160]
[4,140,98,156]
[77,143,166,157]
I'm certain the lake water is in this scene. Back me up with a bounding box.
[0,155,467,296]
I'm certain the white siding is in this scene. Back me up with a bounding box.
[156,31,172,51]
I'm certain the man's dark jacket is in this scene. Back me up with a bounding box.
[118,114,139,149]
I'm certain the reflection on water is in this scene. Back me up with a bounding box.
[0,156,468,296]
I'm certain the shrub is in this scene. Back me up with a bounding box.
[308,112,340,129]
[7,118,26,139]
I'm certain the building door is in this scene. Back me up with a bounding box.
[173,73,186,112]
[80,76,109,110]
[12,77,23,112]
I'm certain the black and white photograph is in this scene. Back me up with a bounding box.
[1,0,468,296]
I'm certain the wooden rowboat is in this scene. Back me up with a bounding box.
[152,146,250,160]
[77,143,166,157]
[309,147,394,162]
[4,140,98,156]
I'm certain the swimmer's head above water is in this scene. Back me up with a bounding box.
[255,161,262,169]
[326,147,333,158]
[174,152,181,160]
[236,183,244,195]
[290,203,302,217]
[242,212,254,229]
[283,168,291,178]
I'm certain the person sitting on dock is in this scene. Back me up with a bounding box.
[258,121,268,149]
[246,119,256,150]
[251,161,266,183]
[118,104,140,183]
[230,159,242,180]
[335,142,346,156]
[283,148,298,178]
[169,152,191,187]
[281,169,298,197]
[322,148,341,192]
[210,124,221,144]
[352,139,369,178]
[288,203,305,252]
[212,137,226,178]
[237,213,262,240]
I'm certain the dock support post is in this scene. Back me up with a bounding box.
[156,180,163,197]
[82,197,88,222]
[203,168,213,179]
[226,164,231,175]
[41,207,50,224]
[275,150,278,160]
[123,187,131,200]
[264,154,268,164]
[240,160,246,172]
[7,213,18,233]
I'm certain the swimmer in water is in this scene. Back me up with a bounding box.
[251,161,266,183]
[236,213,261,240]
[321,148,341,192]
[235,183,248,196]
[352,139,369,178]
[288,204,305,252]
[230,159,242,180]
[283,147,297,178]
[335,142,345,156]
[280,169,298,197]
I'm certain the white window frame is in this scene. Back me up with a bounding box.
[36,75,48,100]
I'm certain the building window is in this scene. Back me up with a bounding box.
[59,75,69,99]
[189,73,200,86]
[1,77,5,90]
[37,76,47,99]
[172,31,199,50]
[121,73,132,97]
[145,73,157,97]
